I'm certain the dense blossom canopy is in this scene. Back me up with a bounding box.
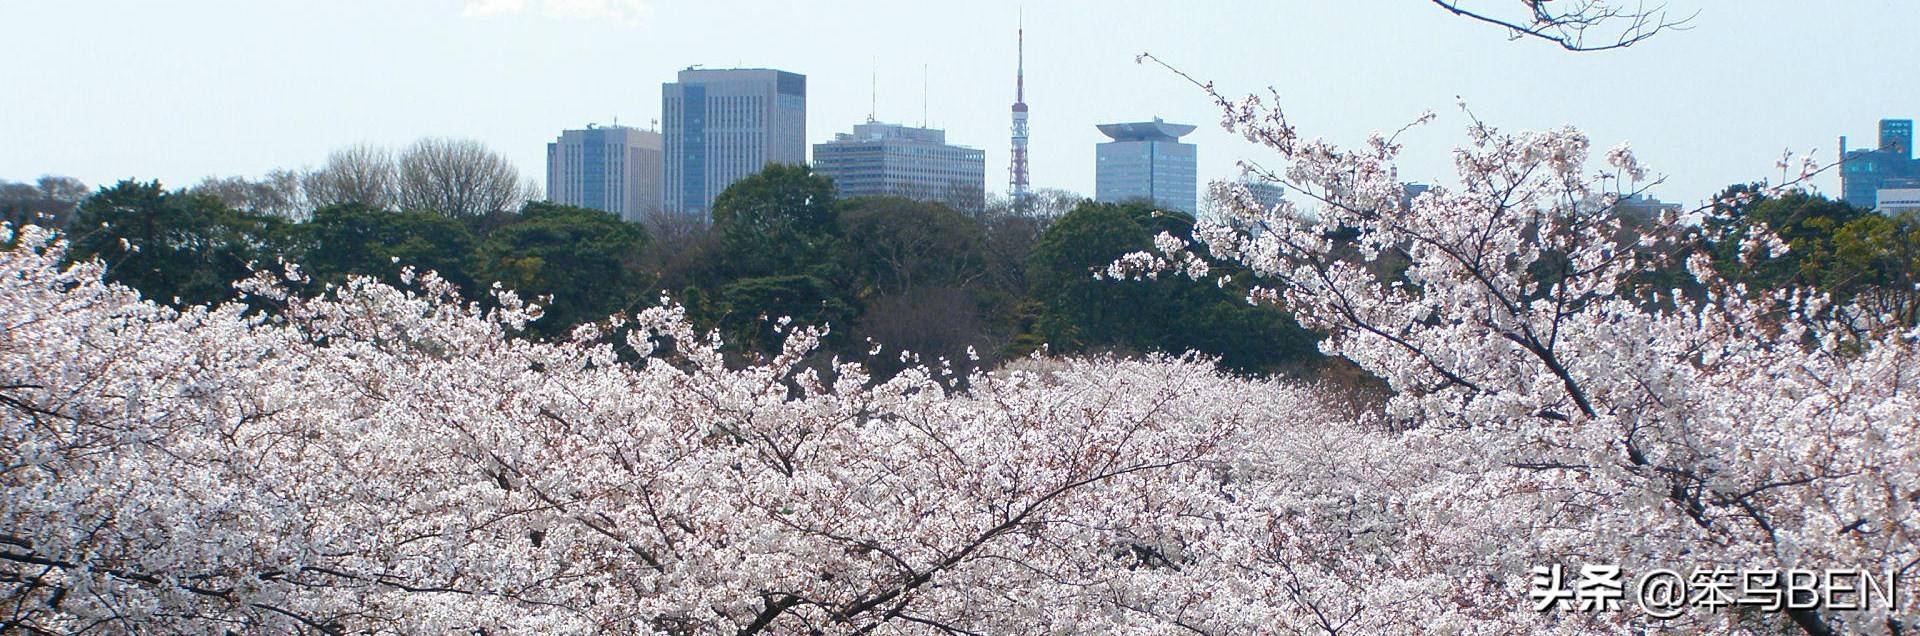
[1110,83,1920,633]
[4,101,1918,633]
[1,224,1355,633]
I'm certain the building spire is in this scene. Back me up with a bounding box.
[1009,10,1032,208]
[1017,11,1025,103]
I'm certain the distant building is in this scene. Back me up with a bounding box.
[1614,193,1683,226]
[545,124,662,222]
[1094,118,1197,214]
[1238,179,1286,212]
[1400,183,1433,211]
[1879,188,1920,215]
[1009,20,1032,208]
[1206,178,1286,236]
[1840,119,1920,209]
[662,68,807,216]
[813,120,986,205]
[1882,119,1913,157]
[1208,177,1285,218]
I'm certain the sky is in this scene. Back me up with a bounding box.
[2,1,1916,208]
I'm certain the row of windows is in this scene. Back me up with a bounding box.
[547,142,662,215]
[662,89,807,211]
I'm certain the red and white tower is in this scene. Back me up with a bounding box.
[1009,18,1032,208]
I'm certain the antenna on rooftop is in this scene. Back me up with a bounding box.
[922,64,929,128]
[869,57,877,123]
[1008,8,1032,206]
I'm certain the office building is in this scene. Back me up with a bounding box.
[813,120,986,205]
[1840,119,1920,209]
[1235,178,1287,214]
[1401,183,1433,211]
[1879,188,1920,215]
[1209,177,1285,218]
[1094,118,1197,214]
[662,68,807,216]
[545,124,662,222]
[1614,193,1683,227]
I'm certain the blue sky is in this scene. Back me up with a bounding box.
[2,1,1915,207]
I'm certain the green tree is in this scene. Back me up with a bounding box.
[1706,187,1869,293]
[1816,210,1920,328]
[1024,200,1319,374]
[1697,187,1920,331]
[292,203,479,292]
[838,196,987,297]
[474,202,652,338]
[836,196,1001,371]
[709,164,839,279]
[65,180,288,308]
[704,274,857,357]
[683,165,864,360]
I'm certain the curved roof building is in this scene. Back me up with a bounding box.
[1095,117,1198,214]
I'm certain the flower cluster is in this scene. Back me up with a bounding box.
[1112,88,1920,633]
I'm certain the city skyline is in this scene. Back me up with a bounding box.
[3,1,1918,208]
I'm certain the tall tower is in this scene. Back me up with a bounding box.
[1009,17,1032,208]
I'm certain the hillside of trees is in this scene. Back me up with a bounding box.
[15,161,1330,381]
[13,156,1920,388]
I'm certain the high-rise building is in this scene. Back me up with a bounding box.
[1094,118,1197,214]
[1614,193,1682,226]
[1401,183,1433,211]
[545,124,662,222]
[1208,177,1285,232]
[662,68,807,216]
[1881,119,1913,158]
[1241,178,1286,213]
[813,120,986,205]
[1840,118,1920,210]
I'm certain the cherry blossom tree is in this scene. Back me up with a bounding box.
[4,25,1915,634]
[0,223,1359,634]
[1111,58,1920,633]
[7,96,1919,631]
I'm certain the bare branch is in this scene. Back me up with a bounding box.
[1429,0,1695,51]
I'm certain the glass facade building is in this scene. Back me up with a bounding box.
[545,124,662,222]
[1841,118,1920,210]
[812,121,985,206]
[662,68,807,216]
[1094,118,1197,215]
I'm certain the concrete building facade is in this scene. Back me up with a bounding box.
[1094,118,1197,214]
[1841,118,1920,210]
[813,121,986,206]
[662,68,807,216]
[545,124,662,222]
[1879,188,1920,215]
